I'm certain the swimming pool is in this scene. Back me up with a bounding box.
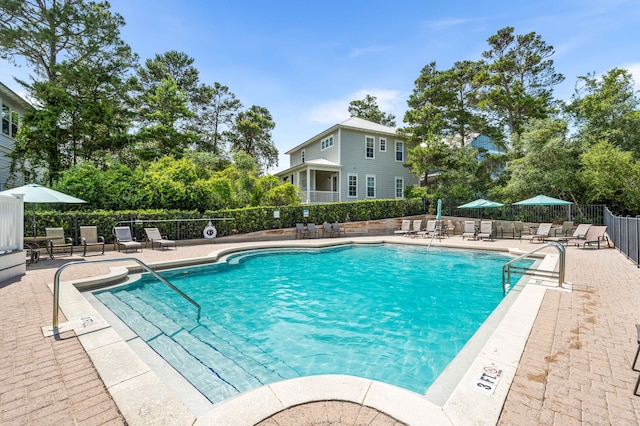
[94,244,532,404]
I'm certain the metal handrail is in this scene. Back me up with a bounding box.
[52,257,201,329]
[502,241,566,295]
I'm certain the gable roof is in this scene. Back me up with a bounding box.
[0,82,32,110]
[285,117,398,154]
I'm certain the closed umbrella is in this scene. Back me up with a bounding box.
[436,199,442,220]
[0,184,86,237]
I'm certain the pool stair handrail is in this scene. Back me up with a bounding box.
[502,241,567,295]
[52,257,201,329]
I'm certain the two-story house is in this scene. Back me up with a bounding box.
[1,82,31,190]
[276,117,419,203]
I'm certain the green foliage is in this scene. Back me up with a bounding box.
[348,94,396,127]
[228,105,278,170]
[579,141,640,215]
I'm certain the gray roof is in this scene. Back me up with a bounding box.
[0,82,32,110]
[285,117,398,154]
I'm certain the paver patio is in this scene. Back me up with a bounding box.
[1,234,639,425]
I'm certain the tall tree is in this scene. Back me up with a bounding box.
[476,27,564,142]
[403,60,495,148]
[567,68,640,157]
[228,105,278,170]
[348,94,396,127]
[1,0,133,184]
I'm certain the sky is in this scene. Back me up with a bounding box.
[1,0,639,173]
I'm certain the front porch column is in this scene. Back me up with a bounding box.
[306,168,311,204]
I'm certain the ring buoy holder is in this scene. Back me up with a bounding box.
[203,221,217,239]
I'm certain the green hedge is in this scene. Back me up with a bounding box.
[26,199,426,243]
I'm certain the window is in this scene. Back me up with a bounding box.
[395,177,404,199]
[10,110,18,136]
[380,138,387,152]
[395,141,404,162]
[301,149,305,163]
[365,136,375,159]
[348,174,358,197]
[366,175,376,198]
[321,135,334,150]
[2,104,9,136]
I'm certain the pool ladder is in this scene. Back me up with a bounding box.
[502,242,567,295]
[52,257,201,330]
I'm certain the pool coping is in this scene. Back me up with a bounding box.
[42,237,563,426]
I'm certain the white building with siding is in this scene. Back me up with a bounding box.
[0,82,31,190]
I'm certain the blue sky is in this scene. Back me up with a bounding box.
[2,0,639,172]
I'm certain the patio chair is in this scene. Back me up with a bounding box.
[306,223,320,238]
[554,221,574,237]
[295,223,308,239]
[144,227,176,250]
[322,222,335,237]
[332,222,346,237]
[461,220,477,240]
[498,221,515,239]
[79,225,105,256]
[578,225,610,249]
[113,226,142,253]
[514,221,524,239]
[394,219,412,235]
[45,227,73,259]
[548,223,591,245]
[418,219,437,238]
[408,219,423,237]
[477,220,494,241]
[522,223,553,243]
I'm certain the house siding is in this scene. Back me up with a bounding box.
[0,85,30,190]
[339,129,417,200]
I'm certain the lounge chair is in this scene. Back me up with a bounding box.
[408,219,423,237]
[113,226,142,253]
[514,221,524,239]
[548,223,591,245]
[144,227,176,250]
[332,222,346,237]
[498,221,515,239]
[522,223,552,243]
[461,220,477,240]
[45,227,73,259]
[577,225,609,249]
[394,219,411,235]
[418,219,437,238]
[295,223,308,239]
[554,221,574,237]
[306,223,320,238]
[477,220,494,240]
[322,222,334,237]
[79,226,105,256]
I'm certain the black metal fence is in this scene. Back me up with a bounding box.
[604,207,640,267]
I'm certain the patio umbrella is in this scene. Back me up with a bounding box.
[458,198,504,209]
[0,183,86,237]
[513,194,572,220]
[436,199,442,220]
[513,195,571,206]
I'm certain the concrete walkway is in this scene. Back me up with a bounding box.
[1,236,639,425]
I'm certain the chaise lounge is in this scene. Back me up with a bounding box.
[113,226,142,253]
[144,227,176,250]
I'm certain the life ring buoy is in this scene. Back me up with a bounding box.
[203,221,217,239]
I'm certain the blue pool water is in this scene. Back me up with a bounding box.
[94,244,532,404]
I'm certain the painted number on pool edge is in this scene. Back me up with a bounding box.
[474,366,502,395]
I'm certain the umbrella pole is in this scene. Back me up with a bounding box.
[33,207,37,238]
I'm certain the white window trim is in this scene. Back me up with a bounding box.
[395,177,404,199]
[347,173,358,198]
[395,140,404,162]
[379,138,387,152]
[366,174,376,198]
[365,135,375,159]
[321,134,334,151]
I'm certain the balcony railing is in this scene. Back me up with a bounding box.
[301,190,340,204]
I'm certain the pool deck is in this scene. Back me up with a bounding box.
[2,234,640,425]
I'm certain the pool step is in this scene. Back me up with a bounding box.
[95,288,293,403]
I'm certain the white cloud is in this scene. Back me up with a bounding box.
[424,17,479,31]
[348,45,386,59]
[307,88,406,125]
[623,62,640,92]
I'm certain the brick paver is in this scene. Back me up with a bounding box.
[2,236,640,425]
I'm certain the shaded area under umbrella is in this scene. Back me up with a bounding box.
[0,184,86,237]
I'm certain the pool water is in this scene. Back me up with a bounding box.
[94,244,532,404]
